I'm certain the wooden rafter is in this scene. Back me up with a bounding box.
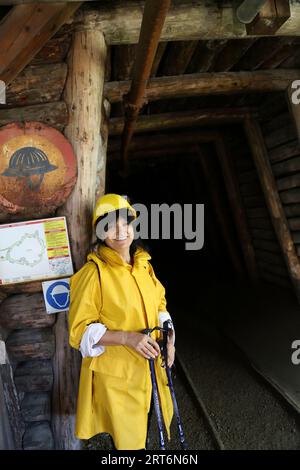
[244,118,300,302]
[105,70,300,104]
[109,108,258,136]
[0,2,81,85]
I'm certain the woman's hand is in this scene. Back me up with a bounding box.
[124,332,160,360]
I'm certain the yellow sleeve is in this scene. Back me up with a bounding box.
[148,261,167,312]
[68,261,103,350]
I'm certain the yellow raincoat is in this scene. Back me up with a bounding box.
[68,244,174,450]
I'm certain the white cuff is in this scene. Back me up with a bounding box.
[159,311,175,345]
[79,323,107,358]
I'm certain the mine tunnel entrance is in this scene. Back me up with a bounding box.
[105,112,300,449]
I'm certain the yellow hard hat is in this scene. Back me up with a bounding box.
[92,193,137,227]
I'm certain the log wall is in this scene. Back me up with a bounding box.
[226,118,293,290]
[0,30,71,450]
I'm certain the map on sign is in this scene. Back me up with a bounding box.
[0,217,73,285]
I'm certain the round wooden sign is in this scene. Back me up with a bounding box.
[0,122,77,215]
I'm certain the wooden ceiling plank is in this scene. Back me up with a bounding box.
[0,2,81,85]
[158,40,198,76]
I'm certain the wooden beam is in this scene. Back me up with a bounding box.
[109,108,258,136]
[53,26,107,450]
[0,101,68,131]
[215,136,259,282]
[0,2,81,85]
[69,0,300,45]
[6,63,67,107]
[105,70,299,104]
[108,131,219,153]
[244,118,300,302]
[197,147,245,277]
[246,0,290,36]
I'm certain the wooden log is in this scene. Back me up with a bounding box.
[246,207,269,218]
[6,328,55,361]
[198,149,244,276]
[287,217,300,231]
[0,102,68,131]
[54,26,107,451]
[242,195,266,208]
[69,0,300,44]
[248,217,272,230]
[257,260,289,278]
[284,203,300,218]
[261,112,292,134]
[277,173,300,191]
[245,118,300,302]
[215,137,259,281]
[22,421,54,450]
[108,131,218,153]
[0,3,81,85]
[260,270,291,289]
[104,70,300,104]
[6,63,68,107]
[150,42,167,77]
[109,108,258,136]
[253,238,281,253]
[239,169,259,185]
[292,232,300,243]
[159,41,198,76]
[0,293,55,330]
[264,124,297,150]
[256,248,286,265]
[239,181,262,197]
[14,360,53,393]
[269,140,300,164]
[0,281,43,296]
[31,33,72,65]
[259,92,288,121]
[0,364,25,449]
[21,392,51,422]
[280,188,300,204]
[96,99,110,201]
[250,228,276,241]
[273,156,300,177]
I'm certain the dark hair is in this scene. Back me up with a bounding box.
[91,208,150,257]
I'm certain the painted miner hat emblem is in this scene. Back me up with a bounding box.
[1,146,58,191]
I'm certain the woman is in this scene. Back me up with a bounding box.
[68,193,176,450]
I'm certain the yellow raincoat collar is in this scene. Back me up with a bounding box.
[91,244,151,268]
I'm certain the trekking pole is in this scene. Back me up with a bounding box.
[143,327,166,450]
[162,320,188,450]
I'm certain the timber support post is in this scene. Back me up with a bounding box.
[244,118,300,302]
[52,24,107,449]
[215,136,259,282]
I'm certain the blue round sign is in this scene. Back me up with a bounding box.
[46,281,70,310]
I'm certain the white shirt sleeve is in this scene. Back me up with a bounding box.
[79,323,107,358]
[159,311,175,345]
